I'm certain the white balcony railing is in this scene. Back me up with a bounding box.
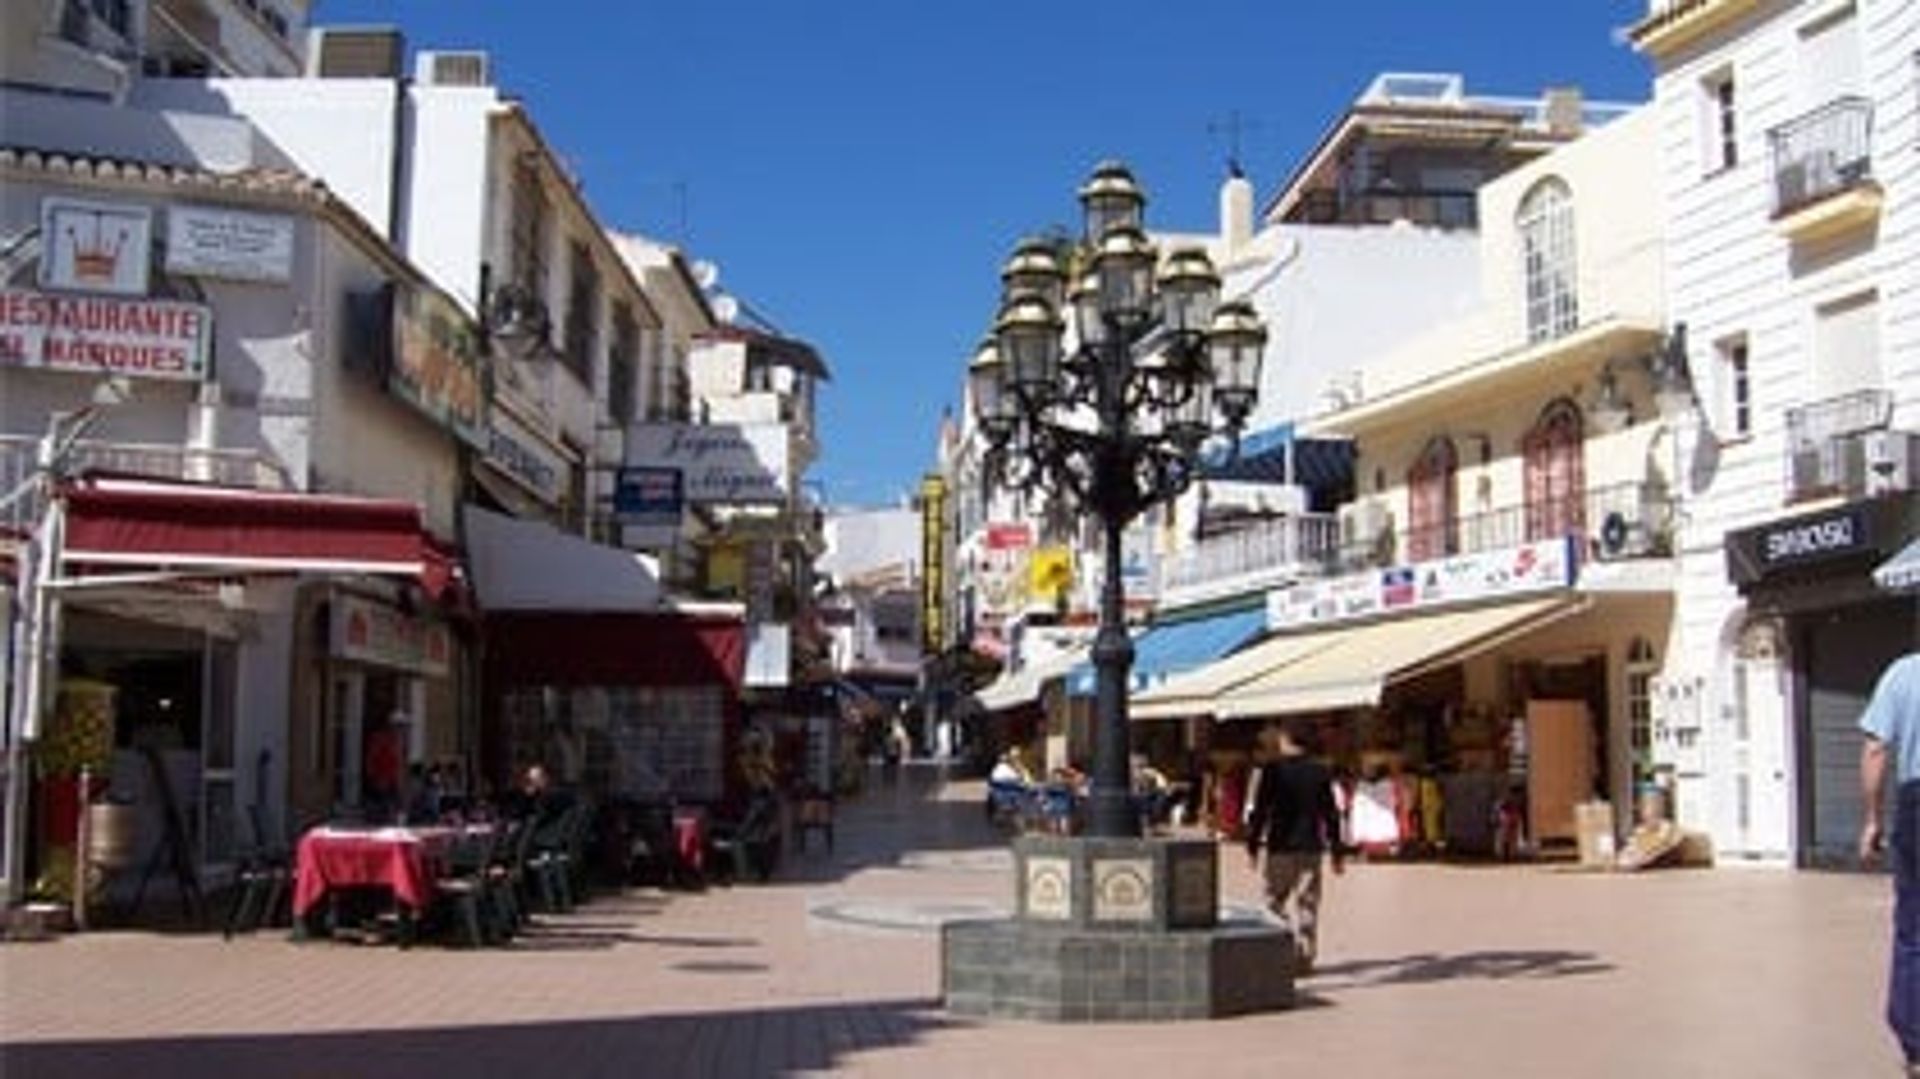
[1,435,293,533]
[1157,513,1342,604]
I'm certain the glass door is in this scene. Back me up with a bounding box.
[199,637,239,872]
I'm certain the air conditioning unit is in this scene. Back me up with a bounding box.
[1789,433,1868,500]
[306,27,404,79]
[1593,510,1655,561]
[1863,430,1919,496]
[417,50,490,87]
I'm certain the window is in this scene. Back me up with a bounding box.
[1626,636,1658,780]
[563,241,597,382]
[1701,69,1738,173]
[1813,291,1881,398]
[607,302,638,426]
[1406,437,1458,562]
[1518,179,1578,342]
[1522,400,1585,542]
[1799,5,1863,105]
[508,161,549,302]
[1717,335,1752,438]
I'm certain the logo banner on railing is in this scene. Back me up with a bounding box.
[1267,535,1577,631]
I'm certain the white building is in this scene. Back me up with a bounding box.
[1630,0,1920,866]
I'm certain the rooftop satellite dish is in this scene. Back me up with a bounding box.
[713,294,740,324]
[691,260,719,291]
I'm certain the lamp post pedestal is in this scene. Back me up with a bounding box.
[942,835,1294,1021]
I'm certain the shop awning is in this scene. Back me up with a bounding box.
[1131,630,1341,720]
[1066,605,1267,698]
[59,478,442,584]
[1874,536,1920,593]
[464,505,661,612]
[1215,597,1586,721]
[975,643,1090,713]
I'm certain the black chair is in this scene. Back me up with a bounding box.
[434,826,518,948]
[223,805,292,940]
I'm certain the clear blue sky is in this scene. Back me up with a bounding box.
[317,2,1652,508]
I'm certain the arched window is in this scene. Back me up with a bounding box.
[1518,178,1578,342]
[1523,400,1585,542]
[1407,437,1458,562]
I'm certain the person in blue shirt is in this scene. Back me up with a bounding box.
[1860,651,1920,1076]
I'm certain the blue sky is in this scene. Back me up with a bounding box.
[317,2,1653,508]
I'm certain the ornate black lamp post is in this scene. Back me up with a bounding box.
[969,161,1266,837]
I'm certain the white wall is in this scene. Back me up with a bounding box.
[1647,0,1920,860]
[402,85,494,311]
[820,507,919,583]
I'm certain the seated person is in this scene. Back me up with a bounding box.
[990,750,1032,787]
[506,763,576,847]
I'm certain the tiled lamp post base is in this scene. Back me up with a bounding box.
[942,834,1294,1022]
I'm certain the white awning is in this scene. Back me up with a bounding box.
[974,643,1090,713]
[1874,536,1920,593]
[464,505,661,612]
[1131,631,1338,720]
[1216,597,1586,721]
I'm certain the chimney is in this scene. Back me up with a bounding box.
[1544,86,1584,138]
[1220,169,1254,257]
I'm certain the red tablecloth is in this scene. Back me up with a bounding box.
[293,826,463,918]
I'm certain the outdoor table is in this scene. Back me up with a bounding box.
[292,824,481,932]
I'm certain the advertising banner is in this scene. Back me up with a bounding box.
[0,289,210,381]
[624,423,789,504]
[1268,536,1577,631]
[920,475,948,655]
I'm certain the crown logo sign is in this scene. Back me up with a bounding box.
[66,212,130,283]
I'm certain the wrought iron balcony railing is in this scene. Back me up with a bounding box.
[0,435,293,534]
[1769,97,1874,218]
[1338,481,1674,572]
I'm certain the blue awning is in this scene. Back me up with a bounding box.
[1202,422,1355,492]
[1066,605,1268,697]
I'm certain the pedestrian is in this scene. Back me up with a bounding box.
[1246,718,1345,976]
[1860,650,1920,1076]
[883,717,909,786]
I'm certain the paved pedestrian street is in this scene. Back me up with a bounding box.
[0,767,1896,1078]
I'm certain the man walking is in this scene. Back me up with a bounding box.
[1861,651,1920,1075]
[1246,718,1345,976]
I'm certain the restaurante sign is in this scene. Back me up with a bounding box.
[0,288,211,381]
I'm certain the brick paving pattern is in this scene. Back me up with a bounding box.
[0,764,1899,1078]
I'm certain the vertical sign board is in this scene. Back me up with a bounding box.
[390,284,487,448]
[919,474,947,656]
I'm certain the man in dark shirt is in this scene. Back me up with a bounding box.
[1246,718,1345,976]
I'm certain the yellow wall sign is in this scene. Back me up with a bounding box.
[1028,545,1074,607]
[919,475,947,654]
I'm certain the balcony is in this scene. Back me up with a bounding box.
[1341,481,1674,572]
[1294,188,1478,230]
[1784,389,1910,502]
[1,436,291,534]
[1770,98,1880,242]
[1627,0,1764,57]
[1156,513,1341,607]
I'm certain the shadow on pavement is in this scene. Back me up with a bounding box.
[2,996,951,1079]
[1312,949,1613,988]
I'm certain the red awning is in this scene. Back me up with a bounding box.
[60,479,439,582]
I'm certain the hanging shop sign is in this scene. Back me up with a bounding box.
[0,288,211,381]
[1268,535,1577,631]
[40,197,152,296]
[164,204,296,284]
[920,474,948,655]
[391,283,485,448]
[1028,545,1074,609]
[482,406,568,507]
[624,422,789,504]
[331,593,451,678]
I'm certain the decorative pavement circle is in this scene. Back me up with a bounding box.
[807,897,1274,935]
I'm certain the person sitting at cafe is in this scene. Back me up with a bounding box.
[508,763,575,843]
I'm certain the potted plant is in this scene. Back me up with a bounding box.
[34,680,117,849]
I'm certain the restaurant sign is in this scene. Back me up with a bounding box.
[165,204,296,284]
[0,288,211,381]
[1268,535,1576,631]
[331,593,451,678]
[624,422,789,504]
[391,284,485,448]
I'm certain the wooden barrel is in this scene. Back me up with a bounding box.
[87,803,140,870]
